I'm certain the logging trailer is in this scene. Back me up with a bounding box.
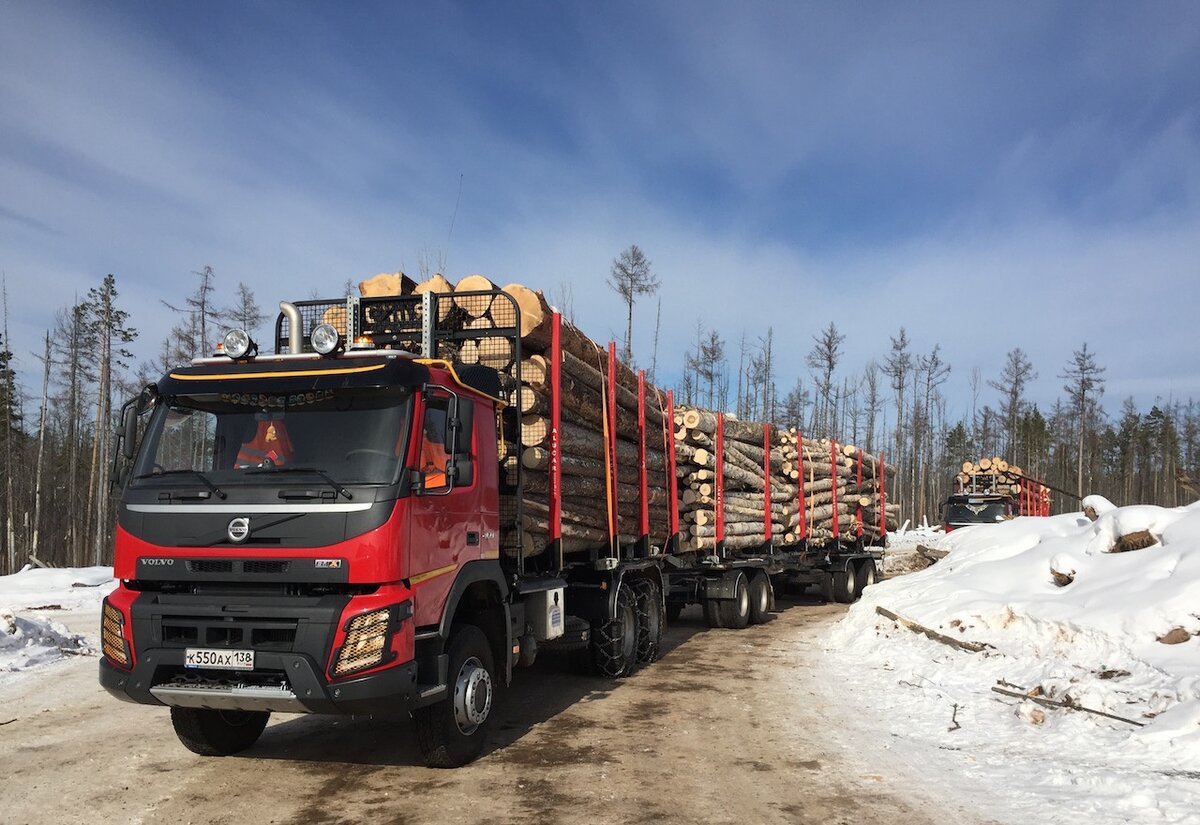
[100,289,884,766]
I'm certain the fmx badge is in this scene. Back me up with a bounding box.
[314,559,342,569]
[227,517,250,543]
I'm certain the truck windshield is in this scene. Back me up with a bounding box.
[131,387,412,486]
[944,501,1008,525]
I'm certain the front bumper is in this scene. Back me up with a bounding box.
[100,652,419,717]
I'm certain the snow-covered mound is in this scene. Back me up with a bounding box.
[0,565,114,683]
[0,565,116,611]
[825,501,1200,824]
[0,608,94,681]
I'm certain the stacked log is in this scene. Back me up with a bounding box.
[674,410,899,551]
[955,456,1051,510]
[359,273,899,559]
[501,282,670,559]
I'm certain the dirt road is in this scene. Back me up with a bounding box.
[1,597,987,825]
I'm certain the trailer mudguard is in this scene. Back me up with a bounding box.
[564,560,662,624]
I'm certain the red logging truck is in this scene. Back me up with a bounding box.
[100,289,885,766]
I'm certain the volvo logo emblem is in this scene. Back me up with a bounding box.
[227,517,250,543]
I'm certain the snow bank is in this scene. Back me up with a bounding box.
[824,502,1200,824]
[0,566,115,683]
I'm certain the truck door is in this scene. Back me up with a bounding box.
[408,389,485,627]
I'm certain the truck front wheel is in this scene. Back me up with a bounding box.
[415,624,496,768]
[170,707,270,756]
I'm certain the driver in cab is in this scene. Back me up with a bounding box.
[419,413,450,489]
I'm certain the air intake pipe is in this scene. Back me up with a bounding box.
[280,301,303,354]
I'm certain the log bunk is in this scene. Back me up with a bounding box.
[358,271,899,564]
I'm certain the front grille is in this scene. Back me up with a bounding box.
[159,616,299,651]
[244,560,289,574]
[189,560,233,573]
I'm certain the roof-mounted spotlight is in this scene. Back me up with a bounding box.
[311,323,341,355]
[222,328,257,360]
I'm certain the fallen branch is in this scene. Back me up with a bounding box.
[990,686,1145,727]
[876,606,991,653]
[917,544,949,563]
[28,554,54,569]
[0,719,16,726]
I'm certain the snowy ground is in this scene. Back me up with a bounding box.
[0,565,114,687]
[823,497,1200,824]
[4,507,1199,822]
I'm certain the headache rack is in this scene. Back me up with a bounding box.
[273,290,528,568]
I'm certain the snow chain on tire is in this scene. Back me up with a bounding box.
[630,578,664,664]
[590,582,638,678]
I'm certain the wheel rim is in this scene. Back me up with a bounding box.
[864,565,876,588]
[452,656,492,735]
[846,566,856,594]
[737,577,749,618]
[756,580,769,614]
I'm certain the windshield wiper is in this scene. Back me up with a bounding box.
[134,469,226,500]
[245,466,352,500]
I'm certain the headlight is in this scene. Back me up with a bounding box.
[222,328,256,359]
[101,602,131,668]
[332,608,391,676]
[311,323,340,355]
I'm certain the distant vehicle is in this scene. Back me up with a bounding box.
[943,457,1051,531]
[942,493,1014,531]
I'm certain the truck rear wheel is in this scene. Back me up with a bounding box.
[630,579,664,664]
[748,573,772,624]
[831,564,857,604]
[719,572,751,629]
[170,707,269,756]
[855,559,877,599]
[415,624,496,768]
[590,582,638,678]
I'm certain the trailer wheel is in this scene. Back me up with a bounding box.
[855,559,877,599]
[414,624,496,768]
[590,582,638,678]
[631,579,664,664]
[170,707,269,756]
[748,573,772,624]
[831,564,857,604]
[702,597,723,628]
[719,572,751,629]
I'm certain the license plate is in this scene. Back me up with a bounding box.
[185,648,255,670]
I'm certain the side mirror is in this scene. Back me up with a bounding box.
[122,404,138,460]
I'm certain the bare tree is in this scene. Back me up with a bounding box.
[226,282,267,344]
[806,322,844,437]
[988,347,1036,455]
[608,244,659,364]
[1060,342,1106,500]
[882,328,912,516]
[549,280,575,325]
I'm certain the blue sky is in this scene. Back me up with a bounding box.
[2,1,1199,423]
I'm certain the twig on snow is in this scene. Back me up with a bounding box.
[990,686,1145,727]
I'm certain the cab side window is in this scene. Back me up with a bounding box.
[418,399,450,490]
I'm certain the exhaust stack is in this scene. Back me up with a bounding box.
[280,302,303,354]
